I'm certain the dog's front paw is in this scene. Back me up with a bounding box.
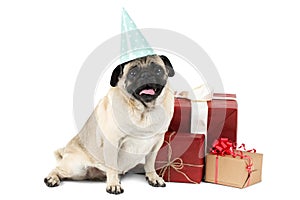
[44,175,60,187]
[106,184,124,195]
[145,172,166,187]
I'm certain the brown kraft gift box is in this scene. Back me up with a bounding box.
[205,151,263,188]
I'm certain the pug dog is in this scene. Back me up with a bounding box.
[44,55,175,194]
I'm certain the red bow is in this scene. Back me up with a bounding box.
[211,138,256,157]
[211,138,235,156]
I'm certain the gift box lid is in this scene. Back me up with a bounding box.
[213,93,236,99]
[210,93,237,109]
[159,132,205,158]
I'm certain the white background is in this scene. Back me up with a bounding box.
[0,0,299,199]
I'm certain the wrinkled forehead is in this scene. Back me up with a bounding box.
[123,55,165,73]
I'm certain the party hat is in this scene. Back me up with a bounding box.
[120,8,155,63]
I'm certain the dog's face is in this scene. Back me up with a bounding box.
[110,55,175,104]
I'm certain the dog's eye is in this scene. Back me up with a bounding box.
[129,71,136,77]
[128,67,138,78]
[156,68,162,75]
[151,62,164,76]
[155,67,163,76]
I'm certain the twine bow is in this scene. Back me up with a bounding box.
[156,132,203,184]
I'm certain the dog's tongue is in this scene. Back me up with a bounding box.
[139,89,155,95]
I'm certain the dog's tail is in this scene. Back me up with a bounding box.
[54,148,64,161]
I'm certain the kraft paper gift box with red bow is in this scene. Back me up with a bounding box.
[155,131,205,183]
[168,93,238,151]
[205,138,263,188]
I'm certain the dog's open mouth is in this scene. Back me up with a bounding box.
[135,84,164,101]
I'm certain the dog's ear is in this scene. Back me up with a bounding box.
[110,64,124,87]
[160,55,175,77]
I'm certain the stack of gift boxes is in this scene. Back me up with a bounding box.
[155,93,263,188]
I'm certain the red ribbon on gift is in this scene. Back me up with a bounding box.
[211,138,256,187]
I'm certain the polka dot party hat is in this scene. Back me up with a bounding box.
[120,8,155,64]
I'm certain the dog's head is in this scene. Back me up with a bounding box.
[110,55,174,104]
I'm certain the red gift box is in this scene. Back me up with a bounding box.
[168,93,238,152]
[207,93,237,151]
[168,98,191,133]
[155,131,205,183]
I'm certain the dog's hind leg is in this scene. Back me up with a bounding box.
[44,148,93,187]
